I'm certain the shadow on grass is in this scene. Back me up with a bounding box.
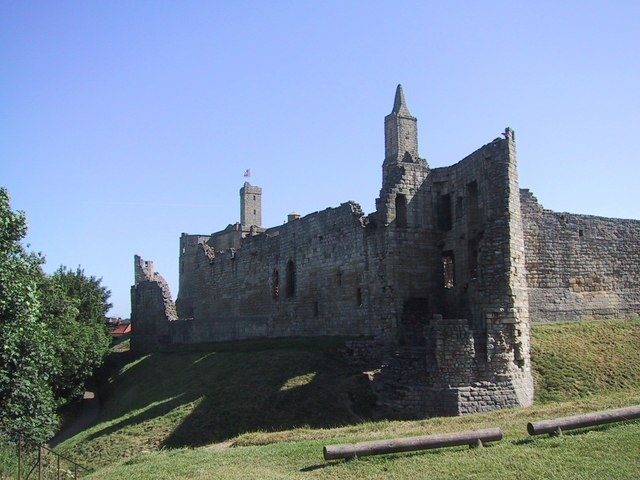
[513,419,640,445]
[90,337,374,449]
[300,459,351,472]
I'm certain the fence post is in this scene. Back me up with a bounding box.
[17,436,22,480]
[38,445,43,480]
[11,432,91,478]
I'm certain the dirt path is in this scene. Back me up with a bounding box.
[48,391,99,448]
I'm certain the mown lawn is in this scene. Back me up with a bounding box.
[89,407,640,480]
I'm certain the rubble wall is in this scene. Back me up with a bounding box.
[130,255,178,353]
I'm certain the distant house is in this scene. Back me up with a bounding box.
[111,322,131,336]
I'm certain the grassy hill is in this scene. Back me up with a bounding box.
[25,320,640,478]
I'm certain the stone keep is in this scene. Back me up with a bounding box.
[131,85,640,417]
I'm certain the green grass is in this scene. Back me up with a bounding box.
[531,319,640,402]
[89,410,640,480]
[58,336,373,470]
[5,320,640,479]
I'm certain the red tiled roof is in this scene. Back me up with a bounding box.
[112,324,131,335]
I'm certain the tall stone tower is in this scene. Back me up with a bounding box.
[377,85,429,226]
[383,84,422,183]
[240,182,262,227]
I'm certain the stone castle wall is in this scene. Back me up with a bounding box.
[158,126,535,415]
[131,85,638,418]
[174,201,382,341]
[521,190,640,322]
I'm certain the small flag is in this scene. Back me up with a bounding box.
[244,169,251,177]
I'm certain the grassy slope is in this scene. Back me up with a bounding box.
[531,320,640,402]
[59,337,373,468]
[60,320,640,479]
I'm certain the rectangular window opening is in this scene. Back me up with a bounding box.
[442,251,455,289]
[286,260,295,298]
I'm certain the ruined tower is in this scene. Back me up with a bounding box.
[240,182,262,227]
[130,255,177,353]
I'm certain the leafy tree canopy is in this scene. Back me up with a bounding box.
[0,187,56,442]
[1,187,113,443]
[39,268,112,402]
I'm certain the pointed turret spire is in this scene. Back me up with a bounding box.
[392,84,411,116]
[385,84,418,163]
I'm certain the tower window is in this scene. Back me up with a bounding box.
[442,251,455,289]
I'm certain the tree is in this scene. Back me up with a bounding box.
[39,268,112,402]
[0,188,113,444]
[0,187,57,442]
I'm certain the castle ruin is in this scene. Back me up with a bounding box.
[131,85,640,417]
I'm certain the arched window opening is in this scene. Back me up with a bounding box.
[402,151,414,163]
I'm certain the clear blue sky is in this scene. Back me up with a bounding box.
[2,1,638,318]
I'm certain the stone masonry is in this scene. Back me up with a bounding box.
[130,255,178,352]
[131,85,639,418]
[521,190,640,322]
